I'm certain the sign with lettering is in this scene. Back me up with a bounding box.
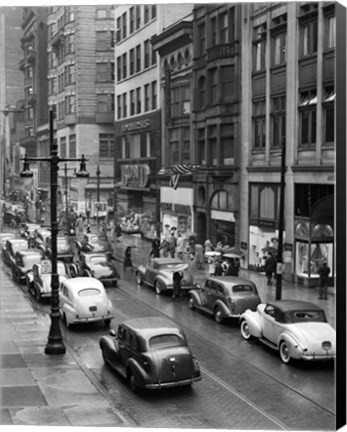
[41,260,52,275]
[121,119,151,133]
[120,164,151,188]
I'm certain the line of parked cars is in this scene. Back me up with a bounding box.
[1,221,335,393]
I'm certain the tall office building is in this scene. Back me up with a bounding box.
[47,5,115,215]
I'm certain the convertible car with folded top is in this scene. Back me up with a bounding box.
[240,300,336,364]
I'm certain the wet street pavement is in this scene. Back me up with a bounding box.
[0,229,336,429]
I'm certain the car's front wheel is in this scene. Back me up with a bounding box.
[240,319,252,340]
[155,280,162,295]
[214,306,223,324]
[279,341,291,364]
[104,319,111,328]
[136,272,143,285]
[35,287,42,302]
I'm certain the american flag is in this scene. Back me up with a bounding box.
[158,164,201,190]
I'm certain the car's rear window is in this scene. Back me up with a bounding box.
[159,263,184,271]
[289,310,327,323]
[90,256,107,264]
[149,334,181,349]
[232,285,254,293]
[78,288,101,297]
[23,255,42,267]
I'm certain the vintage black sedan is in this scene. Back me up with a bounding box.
[44,235,74,262]
[27,260,69,301]
[0,232,16,253]
[136,258,197,295]
[77,233,113,255]
[12,249,44,284]
[189,276,261,323]
[2,238,29,268]
[99,316,201,391]
[33,227,52,250]
[69,251,120,286]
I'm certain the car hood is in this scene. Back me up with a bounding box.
[288,322,336,349]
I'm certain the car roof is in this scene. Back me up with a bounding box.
[121,316,183,337]
[267,300,323,312]
[208,276,256,287]
[63,277,105,291]
[9,238,27,245]
[151,258,183,265]
[17,249,42,257]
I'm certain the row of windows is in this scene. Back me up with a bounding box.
[252,87,335,150]
[116,5,156,42]
[252,14,335,72]
[196,7,236,56]
[117,81,157,119]
[58,133,113,159]
[196,124,235,166]
[116,41,157,82]
[48,34,75,68]
[196,65,236,108]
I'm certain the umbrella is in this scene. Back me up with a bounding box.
[222,248,244,257]
[223,252,242,259]
[204,251,221,257]
[261,245,277,255]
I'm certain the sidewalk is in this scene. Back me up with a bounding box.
[111,233,336,329]
[0,268,131,427]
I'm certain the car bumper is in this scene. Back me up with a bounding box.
[300,353,335,361]
[145,375,202,389]
[71,315,114,324]
[99,277,119,286]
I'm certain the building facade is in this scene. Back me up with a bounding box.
[152,14,195,241]
[239,2,335,285]
[113,4,194,238]
[0,7,25,196]
[47,5,115,215]
[191,4,243,249]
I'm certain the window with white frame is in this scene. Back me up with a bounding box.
[301,20,318,57]
[151,81,157,109]
[122,12,127,39]
[130,7,135,34]
[169,128,180,165]
[130,90,135,115]
[69,134,76,157]
[253,25,266,71]
[99,134,114,158]
[144,84,150,111]
[144,39,150,68]
[136,44,141,72]
[326,15,335,49]
[299,90,317,146]
[271,96,286,148]
[252,99,266,150]
[122,93,127,117]
[130,49,135,75]
[60,137,67,157]
[272,33,286,66]
[221,124,234,165]
[136,87,141,114]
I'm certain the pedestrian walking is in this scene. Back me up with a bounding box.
[167,232,177,258]
[264,252,276,285]
[123,246,133,271]
[317,260,330,300]
[115,223,122,242]
[149,238,160,258]
[214,259,224,276]
[204,239,214,253]
[194,243,205,270]
[225,258,239,276]
[172,271,183,300]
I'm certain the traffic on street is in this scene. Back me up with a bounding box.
[0,217,336,430]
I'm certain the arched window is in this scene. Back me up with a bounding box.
[210,190,233,211]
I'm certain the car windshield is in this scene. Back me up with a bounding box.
[78,288,101,297]
[288,310,327,323]
[232,285,254,294]
[23,255,42,267]
[149,334,181,349]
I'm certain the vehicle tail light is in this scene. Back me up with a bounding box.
[322,341,332,350]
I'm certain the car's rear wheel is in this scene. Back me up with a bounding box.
[136,272,143,285]
[128,372,138,392]
[104,319,111,328]
[155,280,162,295]
[63,313,71,329]
[214,307,223,324]
[188,296,195,310]
[279,341,291,364]
[240,319,252,340]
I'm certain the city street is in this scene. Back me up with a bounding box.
[1,247,335,430]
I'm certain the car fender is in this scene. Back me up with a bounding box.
[277,332,303,359]
[136,265,147,278]
[100,336,118,357]
[126,357,148,388]
[240,310,262,338]
[155,275,171,289]
[214,299,231,318]
[189,289,203,307]
[61,301,77,321]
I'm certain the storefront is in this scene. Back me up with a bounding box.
[294,195,334,287]
[114,112,161,239]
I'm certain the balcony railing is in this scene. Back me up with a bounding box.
[207,42,240,61]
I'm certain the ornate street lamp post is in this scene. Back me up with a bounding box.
[20,109,89,354]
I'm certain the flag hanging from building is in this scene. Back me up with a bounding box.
[158,163,201,190]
